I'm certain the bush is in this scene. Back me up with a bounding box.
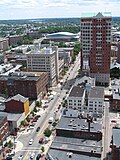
[21,120,25,126]
[52,122,57,127]
[44,128,52,137]
[7,140,13,148]
[33,107,37,112]
[41,146,45,152]
[26,116,30,123]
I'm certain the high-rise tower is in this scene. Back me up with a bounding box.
[80,12,112,86]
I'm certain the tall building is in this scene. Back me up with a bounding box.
[26,46,59,86]
[81,12,112,86]
[117,41,120,63]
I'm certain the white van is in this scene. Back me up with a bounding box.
[48,117,54,123]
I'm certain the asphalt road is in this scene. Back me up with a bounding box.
[13,54,80,160]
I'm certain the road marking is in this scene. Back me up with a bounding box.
[23,150,29,160]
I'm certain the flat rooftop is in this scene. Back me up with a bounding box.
[89,87,104,99]
[0,71,47,81]
[51,136,102,154]
[47,149,101,160]
[56,116,102,132]
[0,112,23,122]
[69,86,84,97]
[112,127,120,148]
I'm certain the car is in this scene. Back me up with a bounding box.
[39,138,43,143]
[29,139,33,145]
[36,127,40,132]
[30,152,35,159]
[18,155,23,160]
[6,156,13,160]
[36,153,42,160]
[36,115,41,118]
[29,125,34,129]
[111,120,117,123]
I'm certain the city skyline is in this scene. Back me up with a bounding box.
[0,0,120,20]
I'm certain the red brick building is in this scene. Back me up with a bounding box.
[81,12,112,86]
[0,72,48,100]
[0,116,9,145]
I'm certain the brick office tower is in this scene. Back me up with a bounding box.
[81,12,112,86]
[117,41,120,64]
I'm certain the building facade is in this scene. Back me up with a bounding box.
[0,72,48,100]
[67,86,85,112]
[26,46,59,86]
[81,12,112,86]
[0,116,9,145]
[88,87,104,114]
[5,94,29,115]
[0,37,9,51]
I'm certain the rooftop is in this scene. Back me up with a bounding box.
[89,87,104,99]
[81,12,111,18]
[56,116,102,133]
[0,112,23,122]
[112,127,120,148]
[5,94,28,103]
[47,32,79,39]
[0,71,46,81]
[112,85,120,100]
[0,115,6,124]
[69,86,84,97]
[51,136,102,154]
[47,149,101,160]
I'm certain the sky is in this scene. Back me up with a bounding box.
[0,0,120,20]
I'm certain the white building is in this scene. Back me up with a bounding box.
[88,87,104,114]
[58,47,74,65]
[67,86,85,111]
[26,46,59,86]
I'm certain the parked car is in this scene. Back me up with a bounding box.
[39,138,43,143]
[30,152,35,159]
[29,139,33,145]
[36,153,42,160]
[18,155,23,160]
[36,127,40,132]
[111,120,117,123]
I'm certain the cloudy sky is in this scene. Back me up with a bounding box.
[0,0,120,20]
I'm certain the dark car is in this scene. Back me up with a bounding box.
[36,153,42,160]
[36,127,40,132]
[6,156,13,160]
[39,138,43,143]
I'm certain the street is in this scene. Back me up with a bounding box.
[12,54,80,160]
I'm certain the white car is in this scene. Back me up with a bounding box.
[18,155,23,160]
[30,152,35,159]
[29,139,33,145]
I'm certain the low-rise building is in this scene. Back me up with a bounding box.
[110,127,120,160]
[111,85,120,111]
[8,35,24,46]
[5,94,29,115]
[46,109,102,160]
[67,86,85,111]
[0,72,48,100]
[0,116,9,145]
[0,37,9,51]
[88,87,104,114]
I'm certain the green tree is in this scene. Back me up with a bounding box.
[33,107,37,112]
[21,120,25,126]
[44,128,52,137]
[7,140,13,148]
[41,146,45,153]
[26,116,30,123]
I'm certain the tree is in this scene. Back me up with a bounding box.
[21,120,25,126]
[33,106,37,112]
[44,128,52,137]
[41,146,45,153]
[26,116,30,123]
[7,140,13,148]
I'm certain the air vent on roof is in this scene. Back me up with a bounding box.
[67,152,73,158]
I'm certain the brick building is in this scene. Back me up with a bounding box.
[5,94,29,115]
[80,12,112,85]
[0,37,9,51]
[8,35,24,46]
[0,72,48,100]
[0,116,9,145]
